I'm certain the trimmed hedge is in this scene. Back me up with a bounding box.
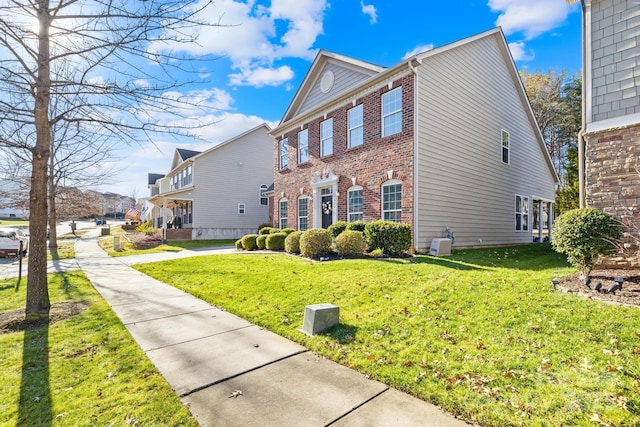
[256,234,268,250]
[266,232,287,251]
[259,227,277,235]
[346,220,366,233]
[335,230,367,257]
[299,228,333,258]
[364,220,411,255]
[235,239,243,250]
[280,228,296,236]
[240,234,259,251]
[552,208,623,275]
[285,231,303,254]
[327,221,348,238]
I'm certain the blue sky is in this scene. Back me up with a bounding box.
[108,0,583,199]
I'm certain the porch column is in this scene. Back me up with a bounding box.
[312,187,320,229]
[537,200,544,243]
[162,197,167,244]
[547,202,553,242]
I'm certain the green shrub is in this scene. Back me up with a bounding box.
[285,231,303,254]
[280,228,295,235]
[552,208,623,275]
[346,220,366,233]
[364,220,412,255]
[299,228,333,258]
[257,223,271,233]
[256,234,268,250]
[259,227,276,235]
[369,248,385,257]
[135,221,155,235]
[240,234,259,251]
[266,233,287,251]
[235,239,244,250]
[328,221,348,238]
[335,230,367,257]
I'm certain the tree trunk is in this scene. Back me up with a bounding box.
[48,145,58,249]
[26,0,52,319]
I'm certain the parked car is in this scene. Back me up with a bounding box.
[0,227,29,257]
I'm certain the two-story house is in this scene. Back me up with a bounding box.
[270,28,559,252]
[148,123,274,240]
[569,0,640,262]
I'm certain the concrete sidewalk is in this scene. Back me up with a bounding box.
[73,229,471,427]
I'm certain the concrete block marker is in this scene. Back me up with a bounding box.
[300,303,339,336]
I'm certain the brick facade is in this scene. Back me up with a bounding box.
[273,75,415,230]
[585,123,640,268]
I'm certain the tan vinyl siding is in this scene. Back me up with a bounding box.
[298,62,375,115]
[415,34,557,249]
[590,0,640,122]
[191,127,273,231]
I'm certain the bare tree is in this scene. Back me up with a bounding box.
[0,0,217,318]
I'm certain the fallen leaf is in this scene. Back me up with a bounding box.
[228,390,243,398]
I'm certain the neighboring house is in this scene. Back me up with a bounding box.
[569,0,640,261]
[148,124,274,239]
[0,181,28,219]
[269,28,558,251]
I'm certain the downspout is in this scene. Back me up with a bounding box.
[407,57,421,252]
[578,0,587,208]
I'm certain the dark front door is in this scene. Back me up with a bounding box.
[321,192,333,228]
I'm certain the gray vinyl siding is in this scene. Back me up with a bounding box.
[591,0,640,122]
[191,127,273,232]
[298,62,375,116]
[415,34,557,250]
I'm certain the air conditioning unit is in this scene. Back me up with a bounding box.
[429,238,452,256]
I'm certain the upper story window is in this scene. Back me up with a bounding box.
[501,130,510,164]
[298,196,309,231]
[279,199,288,229]
[279,139,289,170]
[515,195,529,231]
[320,118,333,157]
[238,203,245,214]
[382,87,402,137]
[347,186,363,222]
[171,165,193,190]
[298,129,309,164]
[382,180,402,222]
[260,184,268,206]
[348,105,364,148]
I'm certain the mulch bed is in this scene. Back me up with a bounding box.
[0,301,89,334]
[557,269,640,307]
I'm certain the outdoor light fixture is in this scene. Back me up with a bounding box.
[551,279,559,290]
[594,282,602,292]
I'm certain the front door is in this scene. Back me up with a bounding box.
[321,188,333,228]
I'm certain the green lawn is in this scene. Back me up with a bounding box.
[0,272,197,427]
[134,243,640,426]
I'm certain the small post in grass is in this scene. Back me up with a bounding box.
[300,303,339,336]
[16,240,23,288]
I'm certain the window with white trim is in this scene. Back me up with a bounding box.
[502,130,510,164]
[348,105,363,148]
[238,203,245,214]
[279,139,289,170]
[298,129,308,164]
[347,186,363,222]
[279,199,288,229]
[515,195,529,231]
[298,196,309,231]
[382,180,402,222]
[320,118,333,157]
[382,87,402,137]
[260,184,268,206]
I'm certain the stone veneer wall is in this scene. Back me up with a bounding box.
[585,123,640,268]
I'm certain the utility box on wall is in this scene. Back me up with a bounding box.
[429,238,452,256]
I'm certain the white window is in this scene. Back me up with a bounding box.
[516,195,529,231]
[238,203,245,214]
[280,139,289,170]
[502,130,510,164]
[348,105,363,148]
[382,180,402,222]
[260,184,268,206]
[320,118,333,157]
[347,186,363,222]
[298,129,309,164]
[298,197,309,231]
[279,199,288,229]
[186,165,192,185]
[382,87,402,137]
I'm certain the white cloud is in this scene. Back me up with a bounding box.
[488,0,569,39]
[228,65,295,87]
[402,44,434,60]
[149,0,329,88]
[508,41,535,62]
[360,1,377,24]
